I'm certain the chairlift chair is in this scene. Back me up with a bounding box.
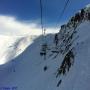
[40,43,47,56]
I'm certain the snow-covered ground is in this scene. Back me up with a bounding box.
[0,20,90,90]
[0,35,37,65]
[0,5,90,90]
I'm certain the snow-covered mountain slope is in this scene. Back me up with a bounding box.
[0,5,90,90]
[0,20,90,90]
[0,35,37,65]
[56,21,90,90]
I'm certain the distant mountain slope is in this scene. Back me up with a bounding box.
[0,35,37,65]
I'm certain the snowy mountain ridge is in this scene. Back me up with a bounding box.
[0,5,90,90]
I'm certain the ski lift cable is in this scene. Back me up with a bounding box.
[56,0,70,29]
[40,0,70,32]
[40,0,44,36]
[40,0,70,39]
[40,0,47,43]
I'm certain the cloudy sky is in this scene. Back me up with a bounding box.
[0,0,90,35]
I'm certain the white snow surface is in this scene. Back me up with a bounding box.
[0,20,90,90]
[0,35,37,65]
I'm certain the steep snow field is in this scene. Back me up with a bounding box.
[0,20,90,90]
